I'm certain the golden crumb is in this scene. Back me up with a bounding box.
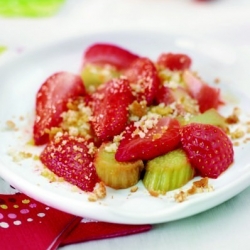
[71,185,81,192]
[130,186,138,193]
[129,100,148,119]
[33,155,40,161]
[246,126,250,133]
[214,77,220,84]
[88,182,107,202]
[233,141,240,146]
[6,120,17,130]
[243,138,250,144]
[94,182,106,199]
[174,191,188,202]
[104,142,118,153]
[226,114,239,124]
[60,98,93,139]
[191,177,213,193]
[186,185,197,195]
[226,115,239,125]
[193,177,209,188]
[8,150,33,162]
[19,151,33,159]
[230,128,245,140]
[226,107,241,124]
[233,107,241,116]
[149,190,160,197]
[88,193,98,202]
[26,139,35,146]
[150,104,173,117]
[41,169,60,182]
[47,127,63,141]
[174,177,213,203]
[152,133,161,140]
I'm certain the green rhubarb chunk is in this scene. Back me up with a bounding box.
[143,148,194,195]
[94,143,144,189]
[81,64,120,93]
[186,108,228,131]
[0,0,65,17]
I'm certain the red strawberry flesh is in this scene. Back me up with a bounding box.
[83,43,139,70]
[124,57,160,105]
[115,117,181,162]
[40,134,99,192]
[157,53,192,71]
[33,72,86,145]
[91,78,134,142]
[180,123,234,178]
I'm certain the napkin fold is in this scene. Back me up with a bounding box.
[0,192,151,250]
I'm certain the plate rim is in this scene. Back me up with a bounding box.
[0,30,250,224]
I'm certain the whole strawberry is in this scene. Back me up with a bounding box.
[180,123,234,178]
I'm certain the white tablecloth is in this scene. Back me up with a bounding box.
[1,1,250,249]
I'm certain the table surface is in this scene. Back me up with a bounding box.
[1,1,250,249]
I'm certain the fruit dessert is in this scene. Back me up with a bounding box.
[33,43,234,199]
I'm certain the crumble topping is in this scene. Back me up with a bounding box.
[129,100,148,120]
[174,177,213,202]
[60,98,92,139]
[6,120,17,130]
[130,186,138,193]
[133,113,160,138]
[88,182,106,202]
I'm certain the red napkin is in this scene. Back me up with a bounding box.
[0,192,151,250]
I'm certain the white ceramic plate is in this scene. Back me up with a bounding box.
[0,31,250,225]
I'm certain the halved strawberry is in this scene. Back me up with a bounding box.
[83,43,139,70]
[33,72,86,145]
[40,133,99,192]
[91,78,134,142]
[124,57,160,105]
[157,53,192,71]
[183,71,221,113]
[180,123,234,178]
[115,117,181,162]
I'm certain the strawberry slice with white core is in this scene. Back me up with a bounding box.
[115,116,181,162]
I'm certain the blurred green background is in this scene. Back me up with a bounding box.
[0,0,65,17]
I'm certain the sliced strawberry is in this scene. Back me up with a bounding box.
[83,43,139,70]
[115,117,181,162]
[124,57,160,105]
[157,53,192,71]
[40,134,99,192]
[33,72,86,145]
[91,78,134,142]
[180,123,234,178]
[183,70,221,113]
